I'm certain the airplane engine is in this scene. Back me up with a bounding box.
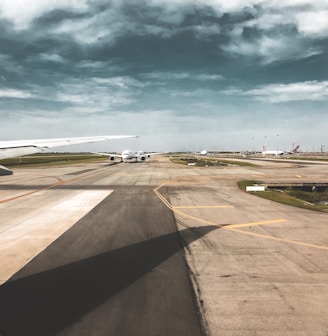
[140,156,146,161]
[109,156,115,161]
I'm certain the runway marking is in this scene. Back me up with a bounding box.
[0,176,63,203]
[228,228,328,251]
[168,207,225,227]
[154,177,328,251]
[154,183,225,227]
[0,164,113,203]
[224,219,288,229]
[0,190,114,284]
[296,175,303,178]
[173,205,234,209]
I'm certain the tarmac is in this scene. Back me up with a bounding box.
[0,156,327,335]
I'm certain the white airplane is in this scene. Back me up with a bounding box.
[192,150,208,156]
[261,149,284,156]
[262,144,300,156]
[96,149,163,162]
[0,135,137,175]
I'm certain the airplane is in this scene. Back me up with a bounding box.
[191,150,208,156]
[262,144,300,156]
[0,135,137,175]
[261,148,284,156]
[95,149,163,162]
[285,145,300,155]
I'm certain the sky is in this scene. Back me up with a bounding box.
[0,0,327,153]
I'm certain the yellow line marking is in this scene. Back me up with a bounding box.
[296,175,303,178]
[153,176,328,251]
[154,187,223,227]
[229,228,328,250]
[0,177,63,203]
[0,164,112,203]
[173,208,224,227]
[224,219,288,229]
[173,205,234,209]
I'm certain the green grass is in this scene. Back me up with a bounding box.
[238,180,328,213]
[1,153,107,168]
[170,158,190,165]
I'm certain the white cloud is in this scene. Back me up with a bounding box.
[144,72,190,80]
[219,2,328,63]
[52,14,120,45]
[39,53,66,63]
[223,34,322,64]
[170,89,212,97]
[53,76,143,113]
[296,10,328,37]
[0,0,88,30]
[149,0,262,12]
[0,88,34,99]
[246,13,289,30]
[93,76,146,89]
[224,81,328,103]
[196,74,225,81]
[249,4,328,39]
[192,24,221,39]
[143,72,224,81]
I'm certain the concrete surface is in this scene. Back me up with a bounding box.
[0,157,327,335]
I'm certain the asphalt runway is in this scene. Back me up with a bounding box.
[0,156,327,335]
[0,161,214,336]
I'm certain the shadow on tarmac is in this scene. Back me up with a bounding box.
[0,225,217,336]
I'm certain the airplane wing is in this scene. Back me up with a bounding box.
[144,152,164,157]
[92,152,122,157]
[91,152,123,160]
[135,152,165,161]
[0,135,137,160]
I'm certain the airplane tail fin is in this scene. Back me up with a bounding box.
[292,145,300,153]
[284,145,300,155]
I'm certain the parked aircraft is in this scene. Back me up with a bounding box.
[261,148,284,156]
[0,135,137,175]
[191,150,208,155]
[262,144,300,156]
[285,145,300,154]
[96,149,163,162]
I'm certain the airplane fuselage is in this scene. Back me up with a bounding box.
[262,150,284,156]
[121,150,148,161]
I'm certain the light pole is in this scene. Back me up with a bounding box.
[276,134,279,152]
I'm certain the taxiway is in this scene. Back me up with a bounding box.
[0,156,327,335]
